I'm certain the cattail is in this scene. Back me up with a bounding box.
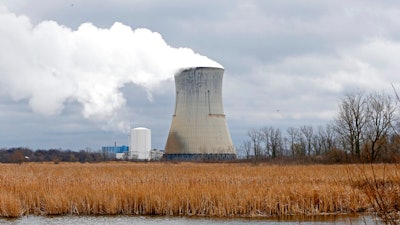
[0,162,397,218]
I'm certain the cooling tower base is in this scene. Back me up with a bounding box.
[162,153,236,161]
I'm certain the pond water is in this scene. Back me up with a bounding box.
[0,215,383,225]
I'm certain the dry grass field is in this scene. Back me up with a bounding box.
[0,162,398,218]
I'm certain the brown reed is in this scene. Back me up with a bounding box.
[349,164,400,224]
[0,162,395,218]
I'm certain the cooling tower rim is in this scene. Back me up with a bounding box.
[131,127,150,130]
[175,67,224,76]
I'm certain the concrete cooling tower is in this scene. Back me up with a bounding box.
[163,67,236,161]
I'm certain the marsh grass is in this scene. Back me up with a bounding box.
[349,164,400,224]
[0,162,394,218]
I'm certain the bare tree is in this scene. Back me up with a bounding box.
[248,128,263,159]
[282,136,290,156]
[312,133,322,156]
[391,84,400,137]
[300,125,314,155]
[271,128,283,158]
[363,92,396,162]
[261,126,283,158]
[241,140,252,159]
[287,127,298,157]
[260,127,271,158]
[287,127,307,156]
[334,92,367,160]
[317,124,337,155]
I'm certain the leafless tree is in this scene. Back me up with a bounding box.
[248,128,263,159]
[317,124,337,155]
[312,132,322,156]
[271,128,283,158]
[261,126,283,158]
[240,140,252,159]
[391,84,400,136]
[334,92,367,160]
[287,127,299,157]
[363,92,396,162]
[300,125,314,155]
[260,127,271,158]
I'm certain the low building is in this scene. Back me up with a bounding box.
[101,145,129,159]
[150,149,164,160]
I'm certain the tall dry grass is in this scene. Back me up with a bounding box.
[0,162,395,218]
[349,164,400,224]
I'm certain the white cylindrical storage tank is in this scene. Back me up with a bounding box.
[129,127,151,160]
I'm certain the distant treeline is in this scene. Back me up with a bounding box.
[0,148,112,164]
[240,90,400,163]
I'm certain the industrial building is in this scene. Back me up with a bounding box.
[102,127,158,161]
[101,145,129,154]
[149,149,164,160]
[101,145,129,159]
[163,67,236,160]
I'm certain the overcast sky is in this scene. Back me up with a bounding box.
[1,0,400,151]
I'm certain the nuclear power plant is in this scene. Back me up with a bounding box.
[163,67,236,160]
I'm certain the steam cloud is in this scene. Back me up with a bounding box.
[0,5,222,128]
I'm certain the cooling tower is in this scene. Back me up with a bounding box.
[163,67,236,161]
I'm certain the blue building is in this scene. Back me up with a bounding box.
[101,145,129,155]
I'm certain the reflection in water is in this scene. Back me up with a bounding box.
[0,215,382,225]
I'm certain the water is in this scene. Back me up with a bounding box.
[0,215,382,225]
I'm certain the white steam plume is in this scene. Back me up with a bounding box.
[0,5,222,124]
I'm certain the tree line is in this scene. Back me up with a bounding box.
[0,147,114,164]
[240,91,400,163]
